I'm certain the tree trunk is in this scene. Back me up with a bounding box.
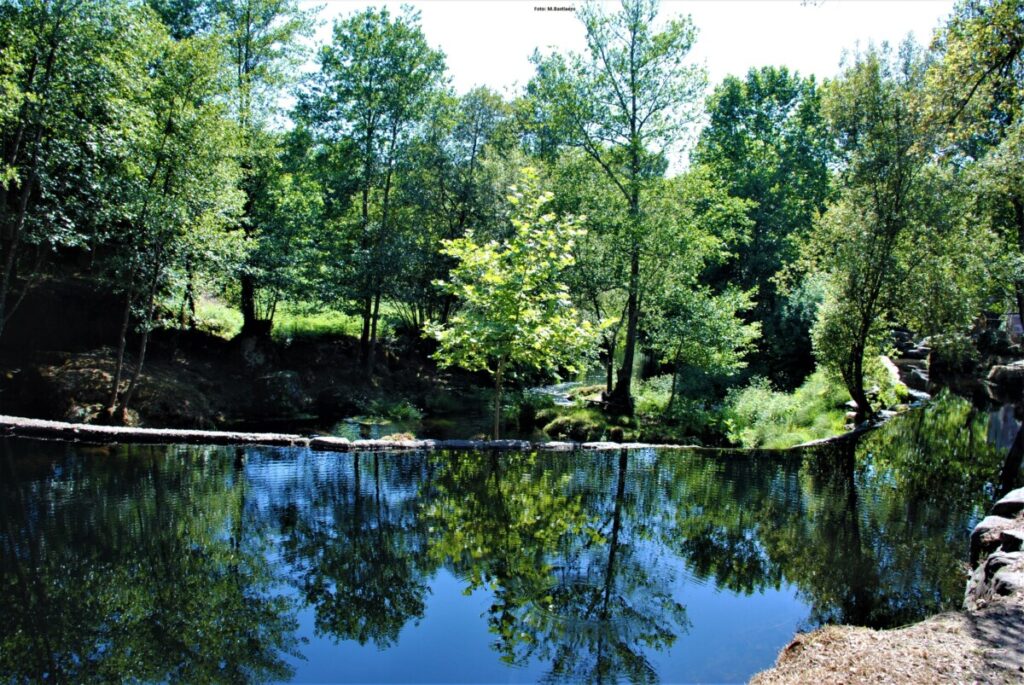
[601,450,628,620]
[1013,197,1024,319]
[115,269,160,425]
[367,290,381,371]
[115,293,156,425]
[604,333,616,395]
[493,359,504,440]
[359,296,372,360]
[106,290,134,419]
[608,248,640,415]
[239,271,258,334]
[0,155,39,341]
[849,344,872,423]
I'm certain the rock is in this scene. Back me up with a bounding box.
[987,360,1024,393]
[251,371,309,418]
[999,528,1024,554]
[906,367,930,391]
[538,441,578,451]
[309,436,351,452]
[437,439,479,449]
[487,439,532,450]
[906,389,931,403]
[992,488,1024,519]
[983,550,1023,581]
[971,515,1018,566]
[902,346,931,360]
[236,332,275,368]
[582,441,621,450]
[992,569,1024,597]
[880,355,901,385]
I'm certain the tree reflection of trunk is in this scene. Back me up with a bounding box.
[353,452,362,534]
[596,449,628,684]
[838,439,877,625]
[2,443,58,679]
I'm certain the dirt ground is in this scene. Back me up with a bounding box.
[751,596,1024,684]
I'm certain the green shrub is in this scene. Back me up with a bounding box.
[928,333,979,375]
[362,398,423,421]
[634,375,673,417]
[542,408,607,441]
[723,369,848,449]
[511,390,557,430]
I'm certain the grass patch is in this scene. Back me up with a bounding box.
[722,368,850,449]
[194,297,391,341]
[272,304,365,341]
[195,296,243,339]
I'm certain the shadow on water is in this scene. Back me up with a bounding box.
[0,389,1020,683]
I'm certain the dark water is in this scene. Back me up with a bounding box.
[1,392,1019,684]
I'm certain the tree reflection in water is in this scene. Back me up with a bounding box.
[0,391,1018,683]
[0,441,299,684]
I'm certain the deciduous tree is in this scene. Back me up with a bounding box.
[426,168,596,439]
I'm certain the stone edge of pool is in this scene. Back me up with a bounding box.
[0,413,867,453]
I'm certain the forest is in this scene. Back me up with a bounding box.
[0,0,1021,445]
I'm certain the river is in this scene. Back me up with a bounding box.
[0,391,1019,683]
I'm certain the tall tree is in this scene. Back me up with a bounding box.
[390,87,513,330]
[926,0,1024,318]
[301,6,446,366]
[211,0,312,336]
[808,43,930,420]
[0,0,137,339]
[527,0,705,414]
[693,66,833,388]
[104,26,243,424]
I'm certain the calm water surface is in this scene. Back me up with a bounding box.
[1,392,1019,683]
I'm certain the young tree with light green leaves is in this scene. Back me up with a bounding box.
[426,168,597,439]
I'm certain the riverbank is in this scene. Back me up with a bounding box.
[751,487,1024,684]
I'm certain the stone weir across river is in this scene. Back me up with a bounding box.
[0,413,731,453]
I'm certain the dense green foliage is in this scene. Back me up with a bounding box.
[427,168,595,438]
[0,0,1019,439]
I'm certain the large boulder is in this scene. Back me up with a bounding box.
[966,487,1024,611]
[988,360,1024,394]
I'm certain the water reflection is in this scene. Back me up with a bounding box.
[0,391,1019,683]
[0,442,299,684]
